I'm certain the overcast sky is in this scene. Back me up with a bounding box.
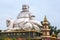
[0,0,60,30]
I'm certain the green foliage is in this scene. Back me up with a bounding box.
[57,29,60,34]
[0,30,2,32]
[50,25,60,37]
[12,38,16,40]
[50,26,56,35]
[0,38,4,40]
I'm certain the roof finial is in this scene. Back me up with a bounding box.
[44,16,48,22]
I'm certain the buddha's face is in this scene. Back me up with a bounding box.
[22,4,29,12]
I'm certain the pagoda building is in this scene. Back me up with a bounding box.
[41,16,51,40]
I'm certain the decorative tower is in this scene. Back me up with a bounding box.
[41,16,51,40]
[51,32,56,40]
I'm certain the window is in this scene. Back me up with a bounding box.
[13,33,15,35]
[8,33,10,35]
[17,33,19,35]
[20,33,22,35]
[33,33,36,36]
[23,33,25,35]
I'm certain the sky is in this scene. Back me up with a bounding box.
[0,0,60,30]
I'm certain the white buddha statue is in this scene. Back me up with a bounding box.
[6,4,42,32]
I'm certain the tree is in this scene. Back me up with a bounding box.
[57,29,60,35]
[49,25,60,37]
[50,26,57,34]
[0,30,2,32]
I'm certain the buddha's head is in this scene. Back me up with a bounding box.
[22,4,29,12]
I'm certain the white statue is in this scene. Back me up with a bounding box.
[6,4,42,32]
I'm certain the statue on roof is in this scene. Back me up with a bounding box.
[6,4,42,32]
